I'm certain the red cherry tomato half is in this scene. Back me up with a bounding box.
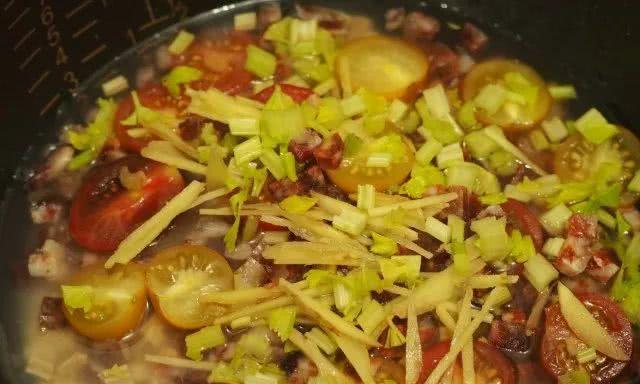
[69,156,185,252]
[541,293,632,383]
[214,68,254,95]
[253,84,315,104]
[501,198,544,250]
[113,83,172,152]
[419,340,516,384]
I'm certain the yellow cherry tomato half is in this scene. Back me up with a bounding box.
[461,59,552,130]
[336,35,429,101]
[62,263,147,341]
[146,245,233,330]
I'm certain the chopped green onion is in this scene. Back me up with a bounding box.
[268,306,297,341]
[229,117,260,136]
[279,195,317,214]
[559,368,590,384]
[474,84,507,115]
[385,320,406,348]
[628,169,640,193]
[529,129,550,151]
[479,193,507,205]
[363,113,387,135]
[344,134,364,157]
[185,325,225,361]
[332,210,367,236]
[245,45,277,79]
[422,117,462,144]
[379,256,421,285]
[457,101,478,130]
[340,94,366,118]
[263,17,291,43]
[422,84,451,120]
[316,96,345,128]
[596,209,616,229]
[548,85,577,100]
[541,117,569,142]
[101,75,129,97]
[162,66,202,96]
[509,230,535,263]
[445,163,478,191]
[540,204,573,235]
[448,215,465,243]
[357,300,386,334]
[280,151,297,181]
[357,184,376,210]
[370,232,398,256]
[542,237,565,259]
[290,18,318,44]
[388,99,409,123]
[313,78,337,96]
[470,216,511,261]
[504,184,531,202]
[244,373,281,384]
[415,139,443,165]
[575,108,618,145]
[230,315,251,329]
[293,59,332,83]
[523,253,559,292]
[233,136,263,164]
[425,217,451,243]
[464,131,498,159]
[437,142,464,169]
[260,148,285,180]
[366,153,392,168]
[488,150,519,177]
[305,327,337,355]
[576,347,597,364]
[67,98,117,170]
[483,125,547,176]
[234,12,257,30]
[168,30,195,54]
[61,285,93,312]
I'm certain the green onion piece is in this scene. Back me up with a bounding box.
[379,256,421,285]
[245,45,277,79]
[317,96,345,128]
[98,364,131,383]
[457,101,478,131]
[628,169,640,193]
[542,237,565,259]
[363,113,387,135]
[185,325,225,361]
[233,136,263,164]
[541,117,569,142]
[558,368,590,384]
[244,373,281,384]
[425,217,451,243]
[279,195,317,214]
[313,78,337,96]
[576,347,598,364]
[332,210,367,236]
[575,108,618,144]
[357,300,386,334]
[260,148,285,180]
[448,215,465,243]
[483,125,547,175]
[464,131,498,159]
[479,193,508,206]
[290,18,318,44]
[422,84,451,120]
[344,134,364,157]
[230,315,251,330]
[268,306,297,341]
[168,30,195,54]
[436,143,464,169]
[509,230,535,263]
[504,184,531,202]
[388,99,409,123]
[385,320,406,348]
[305,327,337,355]
[366,153,392,168]
[340,94,366,118]
[289,41,317,58]
[422,117,462,145]
[616,211,631,238]
[470,216,512,261]
[488,150,519,177]
[67,98,117,170]
[474,83,507,115]
[357,184,376,210]
[596,209,616,229]
[523,252,559,292]
[445,163,478,191]
[280,151,297,181]
[358,87,388,115]
[101,75,129,97]
[293,59,332,83]
[416,139,443,165]
[398,110,421,134]
[61,285,93,312]
[540,204,573,235]
[263,17,291,43]
[548,85,577,100]
[229,117,260,136]
[370,232,398,256]
[529,129,550,151]
[162,66,202,96]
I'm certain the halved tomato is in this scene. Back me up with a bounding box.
[325,135,415,193]
[335,35,429,101]
[62,263,147,341]
[418,340,516,384]
[461,59,552,130]
[146,245,234,329]
[113,83,173,152]
[69,156,184,252]
[553,127,640,182]
[541,293,632,383]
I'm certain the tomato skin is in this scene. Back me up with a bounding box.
[113,84,172,152]
[541,293,632,383]
[419,341,451,382]
[258,220,288,232]
[62,263,147,341]
[501,198,544,250]
[253,84,315,104]
[214,68,254,95]
[69,156,184,252]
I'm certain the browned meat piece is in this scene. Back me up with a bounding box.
[461,22,489,53]
[313,133,344,170]
[39,297,66,332]
[403,11,440,41]
[384,7,406,31]
[289,129,322,162]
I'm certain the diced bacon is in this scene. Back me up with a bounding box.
[566,213,598,240]
[489,320,529,353]
[436,185,481,221]
[313,133,344,170]
[30,201,63,224]
[586,249,620,283]
[384,7,406,31]
[460,22,488,53]
[554,214,599,277]
[289,129,322,162]
[267,179,305,202]
[28,146,74,189]
[423,42,460,86]
[403,11,440,41]
[39,297,66,332]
